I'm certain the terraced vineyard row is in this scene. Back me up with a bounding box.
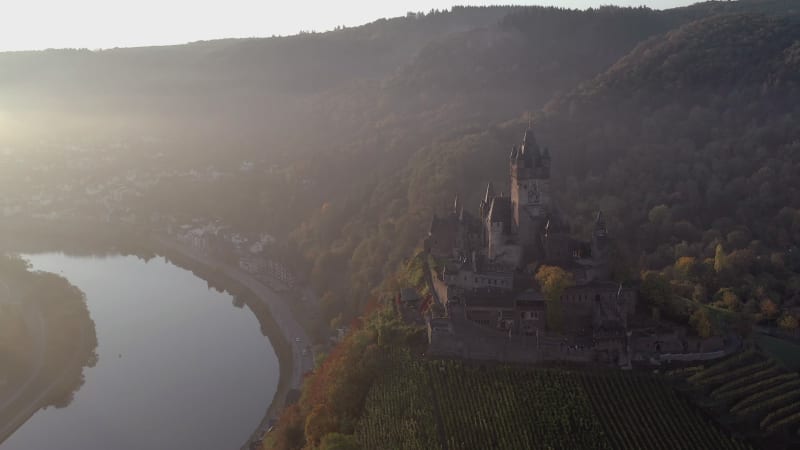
[582,372,748,450]
[357,353,749,450]
[673,349,800,443]
[356,354,439,450]
[429,360,608,450]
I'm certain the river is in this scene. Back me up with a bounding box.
[1,252,279,450]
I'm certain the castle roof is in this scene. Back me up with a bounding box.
[488,196,512,231]
[519,125,541,166]
[594,210,608,235]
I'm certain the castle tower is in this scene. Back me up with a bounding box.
[592,210,609,258]
[590,210,611,280]
[510,123,552,247]
[486,196,509,259]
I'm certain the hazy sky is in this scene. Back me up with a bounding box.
[1,0,699,52]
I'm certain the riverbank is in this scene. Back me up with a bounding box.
[0,261,97,446]
[1,222,311,449]
[152,235,313,449]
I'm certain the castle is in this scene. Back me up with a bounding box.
[425,125,636,344]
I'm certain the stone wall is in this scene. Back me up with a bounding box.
[427,313,595,364]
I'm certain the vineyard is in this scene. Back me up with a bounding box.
[671,349,800,446]
[356,351,749,450]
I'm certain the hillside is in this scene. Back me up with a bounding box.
[309,10,800,330]
[286,4,741,325]
[4,3,800,336]
[532,12,800,325]
[0,6,517,144]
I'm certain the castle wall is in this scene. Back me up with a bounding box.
[444,268,513,292]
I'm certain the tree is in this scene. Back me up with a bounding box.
[640,271,672,307]
[648,204,671,225]
[319,433,362,450]
[760,298,779,320]
[535,265,575,332]
[713,243,729,273]
[690,308,713,338]
[692,284,707,303]
[270,404,306,450]
[778,314,799,332]
[305,404,339,447]
[716,289,741,311]
[674,256,698,281]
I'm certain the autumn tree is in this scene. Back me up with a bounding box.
[318,433,361,450]
[760,298,779,320]
[535,265,575,332]
[268,404,306,450]
[715,288,741,311]
[305,404,339,447]
[713,243,729,273]
[690,308,713,338]
[778,314,799,332]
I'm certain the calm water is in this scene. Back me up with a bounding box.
[2,253,279,450]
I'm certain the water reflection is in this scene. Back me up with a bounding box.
[1,253,278,450]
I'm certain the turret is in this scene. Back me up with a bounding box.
[590,210,611,280]
[594,210,607,238]
[519,125,541,168]
[453,194,461,216]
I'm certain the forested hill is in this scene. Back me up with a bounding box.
[5,2,800,331]
[0,6,517,143]
[267,11,800,447]
[413,12,800,329]
[0,6,516,96]
[290,3,800,328]
[537,12,800,258]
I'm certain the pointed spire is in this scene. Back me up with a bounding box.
[484,182,494,203]
[509,145,518,161]
[453,194,461,215]
[524,119,535,142]
[594,210,607,236]
[520,121,540,165]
